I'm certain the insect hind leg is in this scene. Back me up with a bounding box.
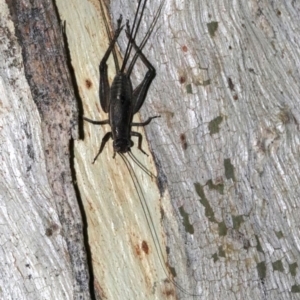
[125,27,156,114]
[99,15,124,113]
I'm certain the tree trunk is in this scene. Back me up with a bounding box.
[1,0,91,299]
[2,0,300,299]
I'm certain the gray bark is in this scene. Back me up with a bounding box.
[1,0,300,299]
[0,0,90,299]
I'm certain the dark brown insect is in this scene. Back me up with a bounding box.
[83,0,163,162]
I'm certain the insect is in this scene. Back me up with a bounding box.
[83,0,200,297]
[83,0,162,162]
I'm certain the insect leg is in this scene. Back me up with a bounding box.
[131,116,160,126]
[125,29,156,114]
[99,15,124,113]
[131,131,148,155]
[99,0,120,73]
[92,132,112,163]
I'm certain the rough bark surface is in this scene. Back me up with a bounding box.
[1,0,300,299]
[132,1,300,299]
[1,0,91,299]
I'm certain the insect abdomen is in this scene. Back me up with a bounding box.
[110,74,133,140]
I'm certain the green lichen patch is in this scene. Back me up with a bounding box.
[195,182,217,223]
[275,231,283,239]
[169,265,177,278]
[272,260,284,272]
[255,235,264,253]
[212,253,219,262]
[194,182,205,199]
[257,261,266,279]
[186,84,193,94]
[232,215,244,230]
[207,179,224,195]
[224,158,235,181]
[208,116,223,135]
[289,263,298,277]
[218,221,227,236]
[201,79,211,86]
[218,246,226,257]
[291,285,300,293]
[179,206,194,234]
[207,21,218,37]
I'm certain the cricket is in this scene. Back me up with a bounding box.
[83,0,162,162]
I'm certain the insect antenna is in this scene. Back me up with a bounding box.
[128,150,157,179]
[121,0,148,73]
[118,152,199,297]
[99,0,120,73]
[127,0,164,76]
